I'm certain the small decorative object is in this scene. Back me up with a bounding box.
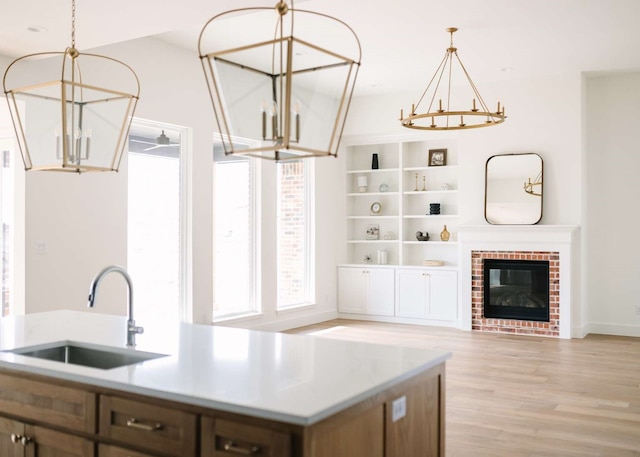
[429,203,441,215]
[440,224,450,241]
[415,231,430,241]
[422,176,427,191]
[370,201,382,215]
[357,175,368,193]
[383,231,396,240]
[371,153,379,169]
[364,254,372,264]
[414,172,419,191]
[379,182,389,192]
[377,249,388,265]
[423,260,445,267]
[428,148,447,167]
[366,224,380,240]
[441,183,450,191]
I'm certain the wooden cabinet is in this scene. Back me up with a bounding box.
[338,266,394,316]
[0,415,94,457]
[99,444,158,457]
[0,371,96,433]
[201,418,291,457]
[396,269,457,321]
[99,395,197,457]
[0,356,446,457]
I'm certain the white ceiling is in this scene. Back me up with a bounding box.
[2,0,640,96]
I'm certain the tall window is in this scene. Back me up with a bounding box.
[0,142,14,316]
[277,160,313,309]
[213,138,258,320]
[128,121,187,324]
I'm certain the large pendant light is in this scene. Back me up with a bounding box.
[198,0,361,161]
[400,27,506,131]
[2,0,140,173]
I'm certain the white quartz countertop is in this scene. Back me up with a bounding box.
[0,311,451,426]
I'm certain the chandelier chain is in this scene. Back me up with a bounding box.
[71,0,76,48]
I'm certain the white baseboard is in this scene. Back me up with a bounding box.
[587,322,640,337]
[337,313,459,328]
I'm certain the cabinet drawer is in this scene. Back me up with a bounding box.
[99,395,197,457]
[0,372,96,433]
[99,443,159,457]
[201,417,291,457]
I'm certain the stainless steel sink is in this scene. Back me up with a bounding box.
[5,341,167,370]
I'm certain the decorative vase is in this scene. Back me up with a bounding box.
[440,225,450,242]
[371,153,379,169]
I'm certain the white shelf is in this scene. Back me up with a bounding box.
[403,190,458,195]
[403,214,459,219]
[347,168,400,174]
[404,165,459,172]
[403,241,459,246]
[347,240,399,244]
[347,192,400,197]
[348,215,398,220]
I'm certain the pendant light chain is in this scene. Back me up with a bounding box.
[71,0,76,48]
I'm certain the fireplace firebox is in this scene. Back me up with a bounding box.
[483,259,549,322]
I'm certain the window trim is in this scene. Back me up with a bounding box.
[212,133,261,322]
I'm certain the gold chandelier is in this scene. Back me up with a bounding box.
[400,27,506,131]
[198,0,361,161]
[524,171,542,196]
[3,0,140,173]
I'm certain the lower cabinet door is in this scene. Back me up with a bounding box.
[99,443,158,457]
[396,269,429,319]
[27,424,95,457]
[0,416,24,457]
[201,417,291,457]
[428,270,458,321]
[366,268,395,316]
[338,267,367,313]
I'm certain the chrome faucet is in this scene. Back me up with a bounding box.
[87,265,144,347]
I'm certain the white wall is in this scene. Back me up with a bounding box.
[586,72,640,337]
[14,37,341,330]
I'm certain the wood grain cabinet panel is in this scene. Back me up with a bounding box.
[385,370,443,457]
[0,372,96,433]
[26,424,95,457]
[99,395,197,457]
[0,416,25,457]
[201,417,291,457]
[99,443,158,457]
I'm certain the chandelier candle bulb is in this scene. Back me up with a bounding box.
[438,99,443,112]
[472,98,477,111]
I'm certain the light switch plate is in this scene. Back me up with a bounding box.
[391,395,406,422]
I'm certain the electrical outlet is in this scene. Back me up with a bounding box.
[636,304,640,316]
[391,396,406,422]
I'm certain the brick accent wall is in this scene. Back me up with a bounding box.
[471,250,560,337]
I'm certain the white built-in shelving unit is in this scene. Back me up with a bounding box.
[344,136,460,268]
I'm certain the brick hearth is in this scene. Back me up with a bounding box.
[471,250,560,337]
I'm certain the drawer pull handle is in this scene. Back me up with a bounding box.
[224,441,261,455]
[126,418,163,432]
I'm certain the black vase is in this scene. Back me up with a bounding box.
[372,153,379,169]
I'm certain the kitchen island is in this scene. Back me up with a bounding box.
[0,310,450,456]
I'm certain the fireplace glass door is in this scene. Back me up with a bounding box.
[483,259,549,321]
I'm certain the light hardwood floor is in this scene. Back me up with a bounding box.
[286,320,640,457]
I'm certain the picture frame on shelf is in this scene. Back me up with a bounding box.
[428,148,447,167]
[366,224,380,240]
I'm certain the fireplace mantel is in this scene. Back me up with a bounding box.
[458,225,581,338]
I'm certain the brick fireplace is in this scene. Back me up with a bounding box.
[471,250,560,337]
[459,225,579,339]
